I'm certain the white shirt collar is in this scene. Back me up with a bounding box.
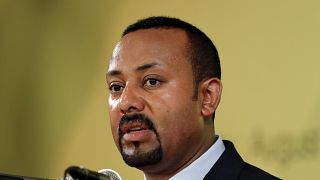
[144,136,225,180]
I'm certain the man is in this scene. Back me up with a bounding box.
[106,16,280,180]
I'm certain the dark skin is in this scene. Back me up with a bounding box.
[107,28,222,180]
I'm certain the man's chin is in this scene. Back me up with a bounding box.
[121,145,163,167]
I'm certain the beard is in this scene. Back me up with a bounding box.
[118,113,163,167]
[120,142,162,167]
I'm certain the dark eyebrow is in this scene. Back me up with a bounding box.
[107,62,160,78]
[107,70,122,77]
[135,62,159,71]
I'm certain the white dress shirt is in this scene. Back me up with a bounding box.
[144,136,225,180]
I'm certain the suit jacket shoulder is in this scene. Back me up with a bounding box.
[204,140,280,180]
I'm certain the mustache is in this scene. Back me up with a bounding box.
[118,113,157,135]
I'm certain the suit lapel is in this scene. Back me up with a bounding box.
[204,140,245,180]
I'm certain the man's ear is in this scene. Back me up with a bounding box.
[200,77,222,118]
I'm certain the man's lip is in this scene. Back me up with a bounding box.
[120,120,150,134]
[123,129,153,142]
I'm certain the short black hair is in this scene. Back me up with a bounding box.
[123,16,221,101]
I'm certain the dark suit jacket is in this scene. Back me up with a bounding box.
[204,140,280,180]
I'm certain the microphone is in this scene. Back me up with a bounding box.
[98,169,122,180]
[64,166,121,180]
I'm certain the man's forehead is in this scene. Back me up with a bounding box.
[108,61,161,74]
[118,28,188,50]
[108,28,189,72]
[111,41,122,60]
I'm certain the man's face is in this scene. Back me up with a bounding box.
[107,28,207,172]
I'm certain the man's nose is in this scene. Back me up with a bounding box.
[119,85,145,114]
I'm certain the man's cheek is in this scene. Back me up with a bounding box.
[111,125,120,148]
[109,116,119,140]
[108,97,120,111]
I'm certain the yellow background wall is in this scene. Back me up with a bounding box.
[1,0,319,179]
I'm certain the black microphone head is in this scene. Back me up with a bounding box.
[67,166,89,180]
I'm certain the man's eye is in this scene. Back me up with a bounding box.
[144,78,161,88]
[109,84,123,92]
